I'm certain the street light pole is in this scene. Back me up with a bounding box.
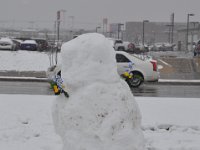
[171,13,175,44]
[186,13,194,52]
[166,24,173,43]
[142,20,149,46]
[56,10,61,42]
[117,23,124,39]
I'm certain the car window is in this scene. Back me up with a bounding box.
[116,54,131,63]
[115,40,123,44]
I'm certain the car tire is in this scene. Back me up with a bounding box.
[126,72,144,88]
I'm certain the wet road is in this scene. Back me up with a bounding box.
[0,81,199,98]
[0,81,53,95]
[131,83,200,98]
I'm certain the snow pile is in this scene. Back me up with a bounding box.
[52,33,144,150]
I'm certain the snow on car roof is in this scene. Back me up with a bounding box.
[22,40,37,44]
[0,38,13,44]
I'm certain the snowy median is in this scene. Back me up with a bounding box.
[0,50,53,71]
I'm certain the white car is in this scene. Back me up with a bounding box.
[116,51,159,87]
[0,38,15,50]
[47,51,159,88]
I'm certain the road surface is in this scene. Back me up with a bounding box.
[132,83,200,98]
[0,81,199,98]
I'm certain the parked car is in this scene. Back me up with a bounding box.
[150,43,174,51]
[20,40,38,51]
[32,38,49,51]
[0,38,16,50]
[47,51,159,88]
[134,44,149,53]
[107,38,135,53]
[12,39,23,50]
[115,51,159,87]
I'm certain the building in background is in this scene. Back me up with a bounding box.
[177,26,200,51]
[125,22,186,46]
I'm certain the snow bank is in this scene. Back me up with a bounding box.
[52,33,144,150]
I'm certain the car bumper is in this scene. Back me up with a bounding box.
[145,71,160,82]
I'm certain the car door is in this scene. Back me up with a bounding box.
[116,53,132,75]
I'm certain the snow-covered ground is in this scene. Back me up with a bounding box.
[0,50,59,71]
[0,95,200,150]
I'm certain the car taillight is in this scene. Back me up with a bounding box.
[150,60,157,71]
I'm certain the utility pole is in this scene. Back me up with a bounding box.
[55,10,61,65]
[186,13,194,52]
[142,20,149,46]
[57,10,61,42]
[166,24,172,43]
[171,13,174,44]
[117,23,124,39]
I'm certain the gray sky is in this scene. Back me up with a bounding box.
[0,0,200,30]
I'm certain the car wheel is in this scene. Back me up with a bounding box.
[126,73,143,88]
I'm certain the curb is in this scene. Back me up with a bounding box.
[1,76,200,85]
[0,76,49,82]
[147,79,200,85]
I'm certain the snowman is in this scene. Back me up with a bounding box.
[52,33,144,150]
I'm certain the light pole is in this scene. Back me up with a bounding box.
[186,13,194,52]
[117,23,124,39]
[142,20,149,46]
[57,9,67,42]
[152,31,156,44]
[171,13,175,44]
[96,26,101,33]
[166,24,173,44]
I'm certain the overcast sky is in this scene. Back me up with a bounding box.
[0,0,200,30]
